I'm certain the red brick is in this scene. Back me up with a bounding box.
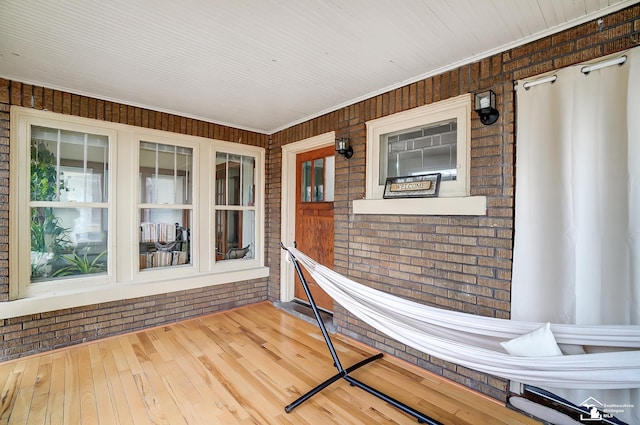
[0,79,9,104]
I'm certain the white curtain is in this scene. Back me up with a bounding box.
[513,47,640,423]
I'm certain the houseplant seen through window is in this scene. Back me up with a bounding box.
[30,141,71,278]
[30,133,108,281]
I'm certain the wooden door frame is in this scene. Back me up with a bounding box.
[280,131,335,302]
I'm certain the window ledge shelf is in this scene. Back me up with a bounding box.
[352,196,487,216]
[1,266,270,320]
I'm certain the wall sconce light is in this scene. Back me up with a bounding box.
[335,137,353,159]
[474,90,499,125]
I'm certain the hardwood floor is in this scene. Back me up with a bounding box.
[0,302,541,424]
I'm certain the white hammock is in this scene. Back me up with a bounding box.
[287,247,640,389]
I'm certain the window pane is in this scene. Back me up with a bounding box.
[215,152,228,205]
[216,152,253,206]
[313,158,324,201]
[31,126,109,202]
[215,210,255,261]
[301,160,311,202]
[214,151,257,263]
[380,119,457,184]
[241,156,255,206]
[31,206,108,281]
[140,142,192,204]
[139,142,193,271]
[227,154,241,206]
[60,166,106,203]
[139,208,191,270]
[31,138,60,201]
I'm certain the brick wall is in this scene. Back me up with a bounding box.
[267,4,640,402]
[0,80,270,361]
[1,281,265,359]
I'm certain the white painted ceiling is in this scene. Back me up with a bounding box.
[0,0,636,134]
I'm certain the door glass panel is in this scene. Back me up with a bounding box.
[301,155,334,203]
[313,158,324,202]
[301,160,311,202]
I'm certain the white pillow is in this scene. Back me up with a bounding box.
[558,343,586,355]
[501,322,563,356]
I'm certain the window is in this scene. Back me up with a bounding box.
[353,94,485,216]
[29,126,110,283]
[365,94,471,199]
[215,152,256,261]
[380,119,458,184]
[139,142,193,270]
[10,107,267,303]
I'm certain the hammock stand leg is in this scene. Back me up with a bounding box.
[282,244,442,425]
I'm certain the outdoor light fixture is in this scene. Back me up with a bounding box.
[335,137,353,159]
[474,90,499,125]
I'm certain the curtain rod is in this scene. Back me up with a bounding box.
[517,53,628,90]
[521,75,557,90]
[581,55,627,74]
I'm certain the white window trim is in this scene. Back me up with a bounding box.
[279,131,335,303]
[8,107,268,314]
[355,93,486,216]
[11,109,119,300]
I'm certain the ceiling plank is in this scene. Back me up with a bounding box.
[0,0,633,133]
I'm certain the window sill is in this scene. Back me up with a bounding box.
[352,196,487,216]
[0,266,270,320]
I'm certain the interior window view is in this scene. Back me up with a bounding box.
[380,118,457,183]
[301,154,334,203]
[29,126,109,282]
[2,3,639,425]
[138,141,192,270]
[215,152,255,261]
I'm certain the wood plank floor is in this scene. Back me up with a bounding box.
[0,302,541,424]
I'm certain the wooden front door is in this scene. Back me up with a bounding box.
[295,146,335,311]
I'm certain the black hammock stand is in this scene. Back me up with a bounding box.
[281,243,442,424]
